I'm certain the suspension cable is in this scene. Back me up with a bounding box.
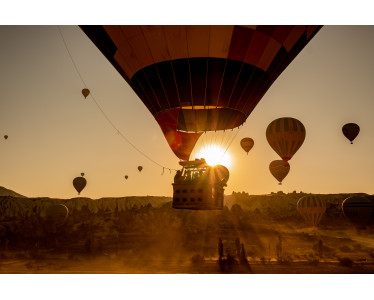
[58,26,178,172]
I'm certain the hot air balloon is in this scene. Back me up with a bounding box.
[266,117,306,162]
[138,166,143,172]
[73,176,87,195]
[125,175,128,180]
[82,88,90,98]
[342,123,360,144]
[4,135,8,140]
[297,195,326,228]
[81,25,321,210]
[81,172,85,176]
[269,160,290,184]
[81,25,321,162]
[342,195,374,228]
[240,137,254,155]
[44,204,69,226]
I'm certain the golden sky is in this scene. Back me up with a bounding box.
[1,25,374,199]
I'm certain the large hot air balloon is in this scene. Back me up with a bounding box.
[342,123,360,144]
[81,25,321,161]
[240,137,254,155]
[73,176,87,195]
[342,195,374,228]
[44,204,69,226]
[82,88,90,98]
[266,117,306,162]
[297,195,326,227]
[269,160,290,184]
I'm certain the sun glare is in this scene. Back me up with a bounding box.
[195,144,231,168]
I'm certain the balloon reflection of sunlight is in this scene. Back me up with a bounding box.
[195,144,231,168]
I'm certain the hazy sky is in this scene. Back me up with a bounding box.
[1,25,374,199]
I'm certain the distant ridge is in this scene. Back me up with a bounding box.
[0,186,26,198]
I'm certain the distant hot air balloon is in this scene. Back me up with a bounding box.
[81,172,85,177]
[138,166,143,172]
[4,135,8,140]
[81,25,322,161]
[125,175,128,180]
[342,195,374,228]
[82,88,90,98]
[240,138,254,155]
[44,204,69,226]
[73,176,87,195]
[342,123,360,144]
[266,117,306,162]
[269,160,290,185]
[297,195,326,227]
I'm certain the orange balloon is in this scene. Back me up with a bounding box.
[240,138,254,155]
[269,160,290,184]
[82,88,90,98]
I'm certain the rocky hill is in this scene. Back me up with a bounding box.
[0,186,26,198]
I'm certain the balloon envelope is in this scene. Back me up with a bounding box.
[269,160,290,184]
[297,195,326,227]
[82,88,90,98]
[125,175,128,180]
[342,195,374,227]
[240,137,254,154]
[73,176,87,194]
[342,123,360,144]
[138,166,143,172]
[81,25,321,160]
[4,135,8,140]
[266,117,306,162]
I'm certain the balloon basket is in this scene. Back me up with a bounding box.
[172,159,226,210]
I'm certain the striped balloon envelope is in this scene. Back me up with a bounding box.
[342,195,374,227]
[297,195,326,227]
[266,117,306,162]
[81,26,321,161]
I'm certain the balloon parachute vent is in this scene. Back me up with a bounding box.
[172,159,228,210]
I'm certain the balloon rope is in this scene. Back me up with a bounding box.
[58,26,178,172]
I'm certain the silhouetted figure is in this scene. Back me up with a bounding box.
[218,238,224,261]
[174,170,183,183]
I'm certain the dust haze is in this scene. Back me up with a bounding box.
[1,188,374,274]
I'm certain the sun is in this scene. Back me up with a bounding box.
[195,144,231,168]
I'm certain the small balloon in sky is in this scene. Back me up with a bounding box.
[73,176,87,195]
[342,123,360,144]
[269,160,290,185]
[124,175,128,180]
[138,166,143,172]
[81,172,85,177]
[82,88,90,99]
[240,137,254,155]
[4,135,8,140]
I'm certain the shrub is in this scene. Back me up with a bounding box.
[338,257,354,268]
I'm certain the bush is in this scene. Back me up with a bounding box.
[338,257,354,268]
